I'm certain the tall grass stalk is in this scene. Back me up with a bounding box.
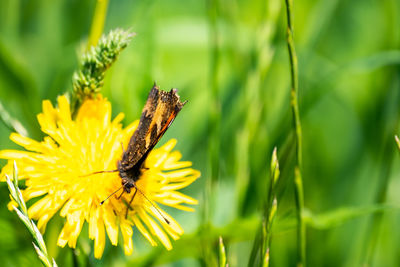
[87,0,109,48]
[284,0,305,266]
[261,148,280,267]
[6,162,57,267]
[203,0,220,265]
[395,135,400,150]
[218,236,228,267]
[248,148,280,267]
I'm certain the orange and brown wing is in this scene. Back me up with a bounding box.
[120,85,186,170]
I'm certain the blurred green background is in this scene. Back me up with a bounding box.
[0,0,400,266]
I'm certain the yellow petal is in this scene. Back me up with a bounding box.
[10,133,44,153]
[120,220,134,255]
[57,226,69,247]
[160,139,177,152]
[38,100,57,134]
[169,204,195,212]
[163,160,192,171]
[67,211,85,248]
[155,191,198,205]
[103,206,118,245]
[131,216,157,246]
[165,169,201,180]
[93,217,106,259]
[7,199,18,211]
[160,176,198,191]
[138,208,172,250]
[23,188,47,199]
[37,213,52,232]
[0,150,34,160]
[145,205,183,238]
[57,95,72,123]
[29,196,52,219]
[112,113,125,125]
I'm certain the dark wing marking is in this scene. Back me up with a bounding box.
[120,85,186,170]
[128,108,181,172]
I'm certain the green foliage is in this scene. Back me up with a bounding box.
[0,0,399,266]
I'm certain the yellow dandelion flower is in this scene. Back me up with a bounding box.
[0,95,200,258]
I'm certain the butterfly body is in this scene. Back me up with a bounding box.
[117,161,140,193]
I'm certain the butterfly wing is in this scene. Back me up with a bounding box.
[120,85,186,171]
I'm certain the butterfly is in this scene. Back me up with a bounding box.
[98,84,186,222]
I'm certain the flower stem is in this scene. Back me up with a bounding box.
[87,0,109,49]
[284,0,305,266]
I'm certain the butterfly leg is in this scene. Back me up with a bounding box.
[125,187,138,219]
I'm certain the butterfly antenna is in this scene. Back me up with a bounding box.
[100,185,124,205]
[80,169,118,178]
[133,184,170,224]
